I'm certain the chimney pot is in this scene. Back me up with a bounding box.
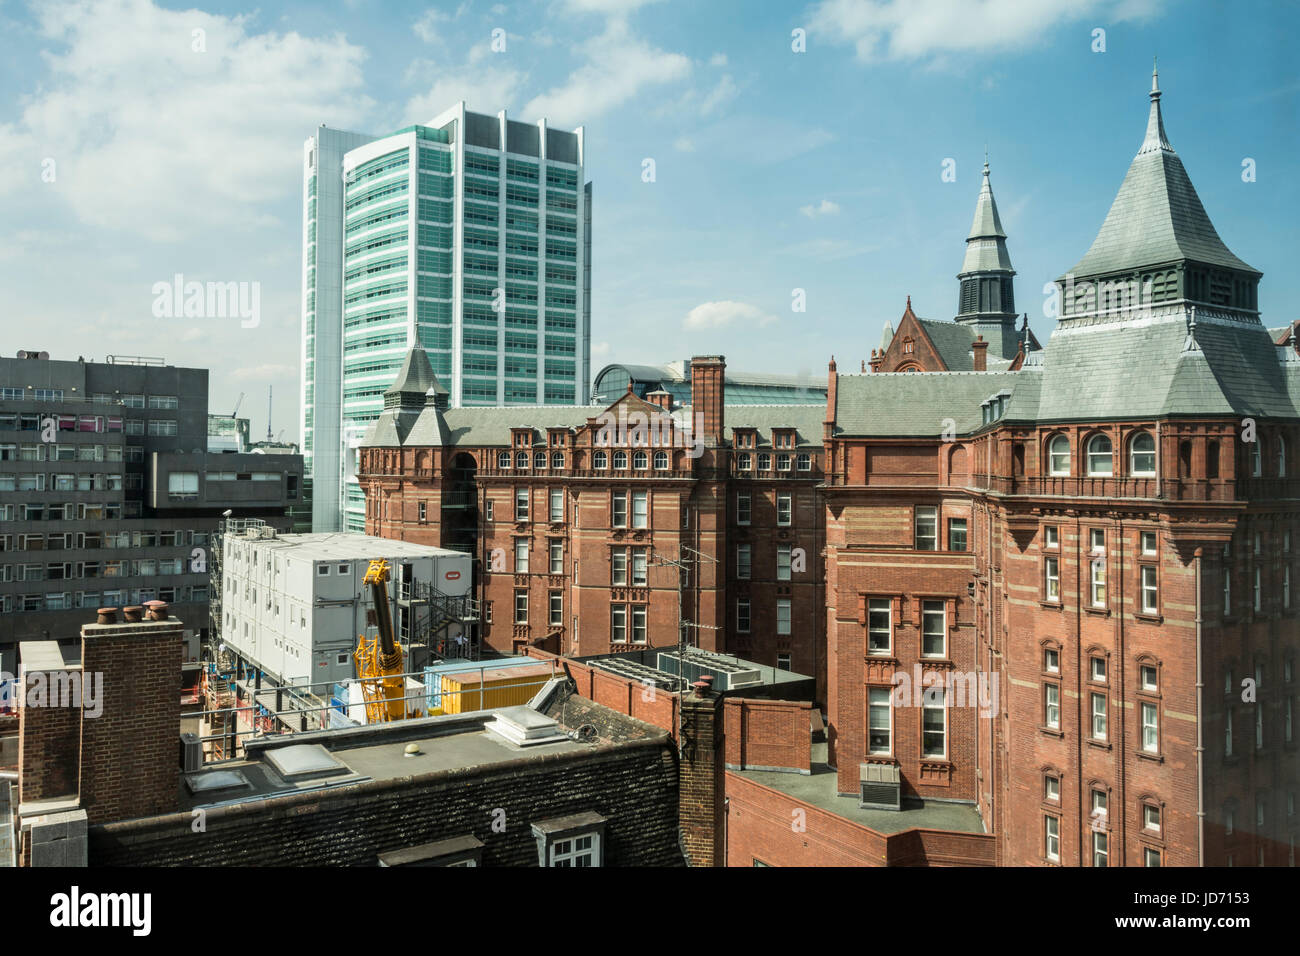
[122,605,143,624]
[144,600,169,621]
[97,607,118,625]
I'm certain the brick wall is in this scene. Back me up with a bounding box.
[522,647,679,737]
[680,691,724,866]
[16,648,81,804]
[78,618,182,825]
[89,738,683,866]
[725,772,995,867]
[724,698,811,772]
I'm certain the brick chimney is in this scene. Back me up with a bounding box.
[689,356,725,447]
[18,607,184,833]
[869,349,884,373]
[78,607,184,824]
[678,678,725,866]
[823,356,837,442]
[644,388,672,411]
[972,335,988,372]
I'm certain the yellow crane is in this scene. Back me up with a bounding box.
[353,559,415,723]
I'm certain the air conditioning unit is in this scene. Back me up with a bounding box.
[859,762,901,811]
[180,732,203,773]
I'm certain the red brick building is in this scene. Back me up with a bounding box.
[358,354,828,694]
[823,70,1298,866]
[358,72,1297,867]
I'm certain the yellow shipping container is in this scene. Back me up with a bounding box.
[439,664,554,715]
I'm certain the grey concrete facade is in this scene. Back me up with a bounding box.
[0,353,303,672]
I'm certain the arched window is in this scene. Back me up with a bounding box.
[515,451,528,469]
[633,450,648,469]
[654,450,669,470]
[534,450,547,469]
[1130,431,1156,476]
[613,450,628,469]
[551,451,564,469]
[1086,434,1113,477]
[593,450,608,469]
[1048,434,1070,476]
[498,451,511,469]
[1279,436,1288,478]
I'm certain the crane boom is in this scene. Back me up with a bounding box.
[355,559,406,722]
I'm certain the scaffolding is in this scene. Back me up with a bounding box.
[406,578,481,662]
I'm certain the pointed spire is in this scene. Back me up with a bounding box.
[1141,55,1172,155]
[966,157,1006,241]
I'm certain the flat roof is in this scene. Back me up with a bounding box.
[180,694,670,812]
[226,532,467,562]
[734,740,986,836]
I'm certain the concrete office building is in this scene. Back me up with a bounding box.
[218,530,472,688]
[0,352,303,673]
[302,105,591,534]
[301,125,380,532]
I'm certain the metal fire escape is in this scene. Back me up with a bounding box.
[405,579,481,661]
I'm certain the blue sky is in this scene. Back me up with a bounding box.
[1,0,1297,439]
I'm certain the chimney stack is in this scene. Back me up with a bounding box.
[972,335,989,372]
[76,610,184,824]
[689,356,725,447]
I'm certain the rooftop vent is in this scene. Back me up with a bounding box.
[15,350,49,360]
[485,706,568,747]
[657,648,761,691]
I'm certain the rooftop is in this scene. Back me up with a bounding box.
[735,740,986,836]
[223,531,466,562]
[179,689,667,812]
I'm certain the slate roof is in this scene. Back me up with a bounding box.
[723,404,826,448]
[832,371,1021,437]
[1064,72,1259,280]
[960,163,1014,275]
[919,319,980,371]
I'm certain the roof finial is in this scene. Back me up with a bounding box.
[906,294,912,311]
[1140,60,1171,154]
[983,144,989,176]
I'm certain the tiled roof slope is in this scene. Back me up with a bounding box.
[833,372,1021,437]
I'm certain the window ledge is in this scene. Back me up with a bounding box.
[1134,612,1163,624]
[1040,726,1064,738]
[1086,738,1113,752]
[1040,600,1063,609]
[1084,606,1111,617]
[1135,750,1164,764]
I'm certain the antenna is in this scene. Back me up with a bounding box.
[266,385,273,442]
[651,540,719,755]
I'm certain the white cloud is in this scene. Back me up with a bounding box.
[524,19,691,126]
[698,74,738,115]
[800,198,841,218]
[559,0,665,16]
[709,52,728,67]
[231,363,297,381]
[780,238,879,260]
[0,0,374,241]
[684,301,778,330]
[808,0,1163,64]
[413,8,447,43]
[405,53,526,121]
[674,137,695,152]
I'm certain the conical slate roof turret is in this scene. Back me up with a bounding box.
[1063,63,1259,282]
